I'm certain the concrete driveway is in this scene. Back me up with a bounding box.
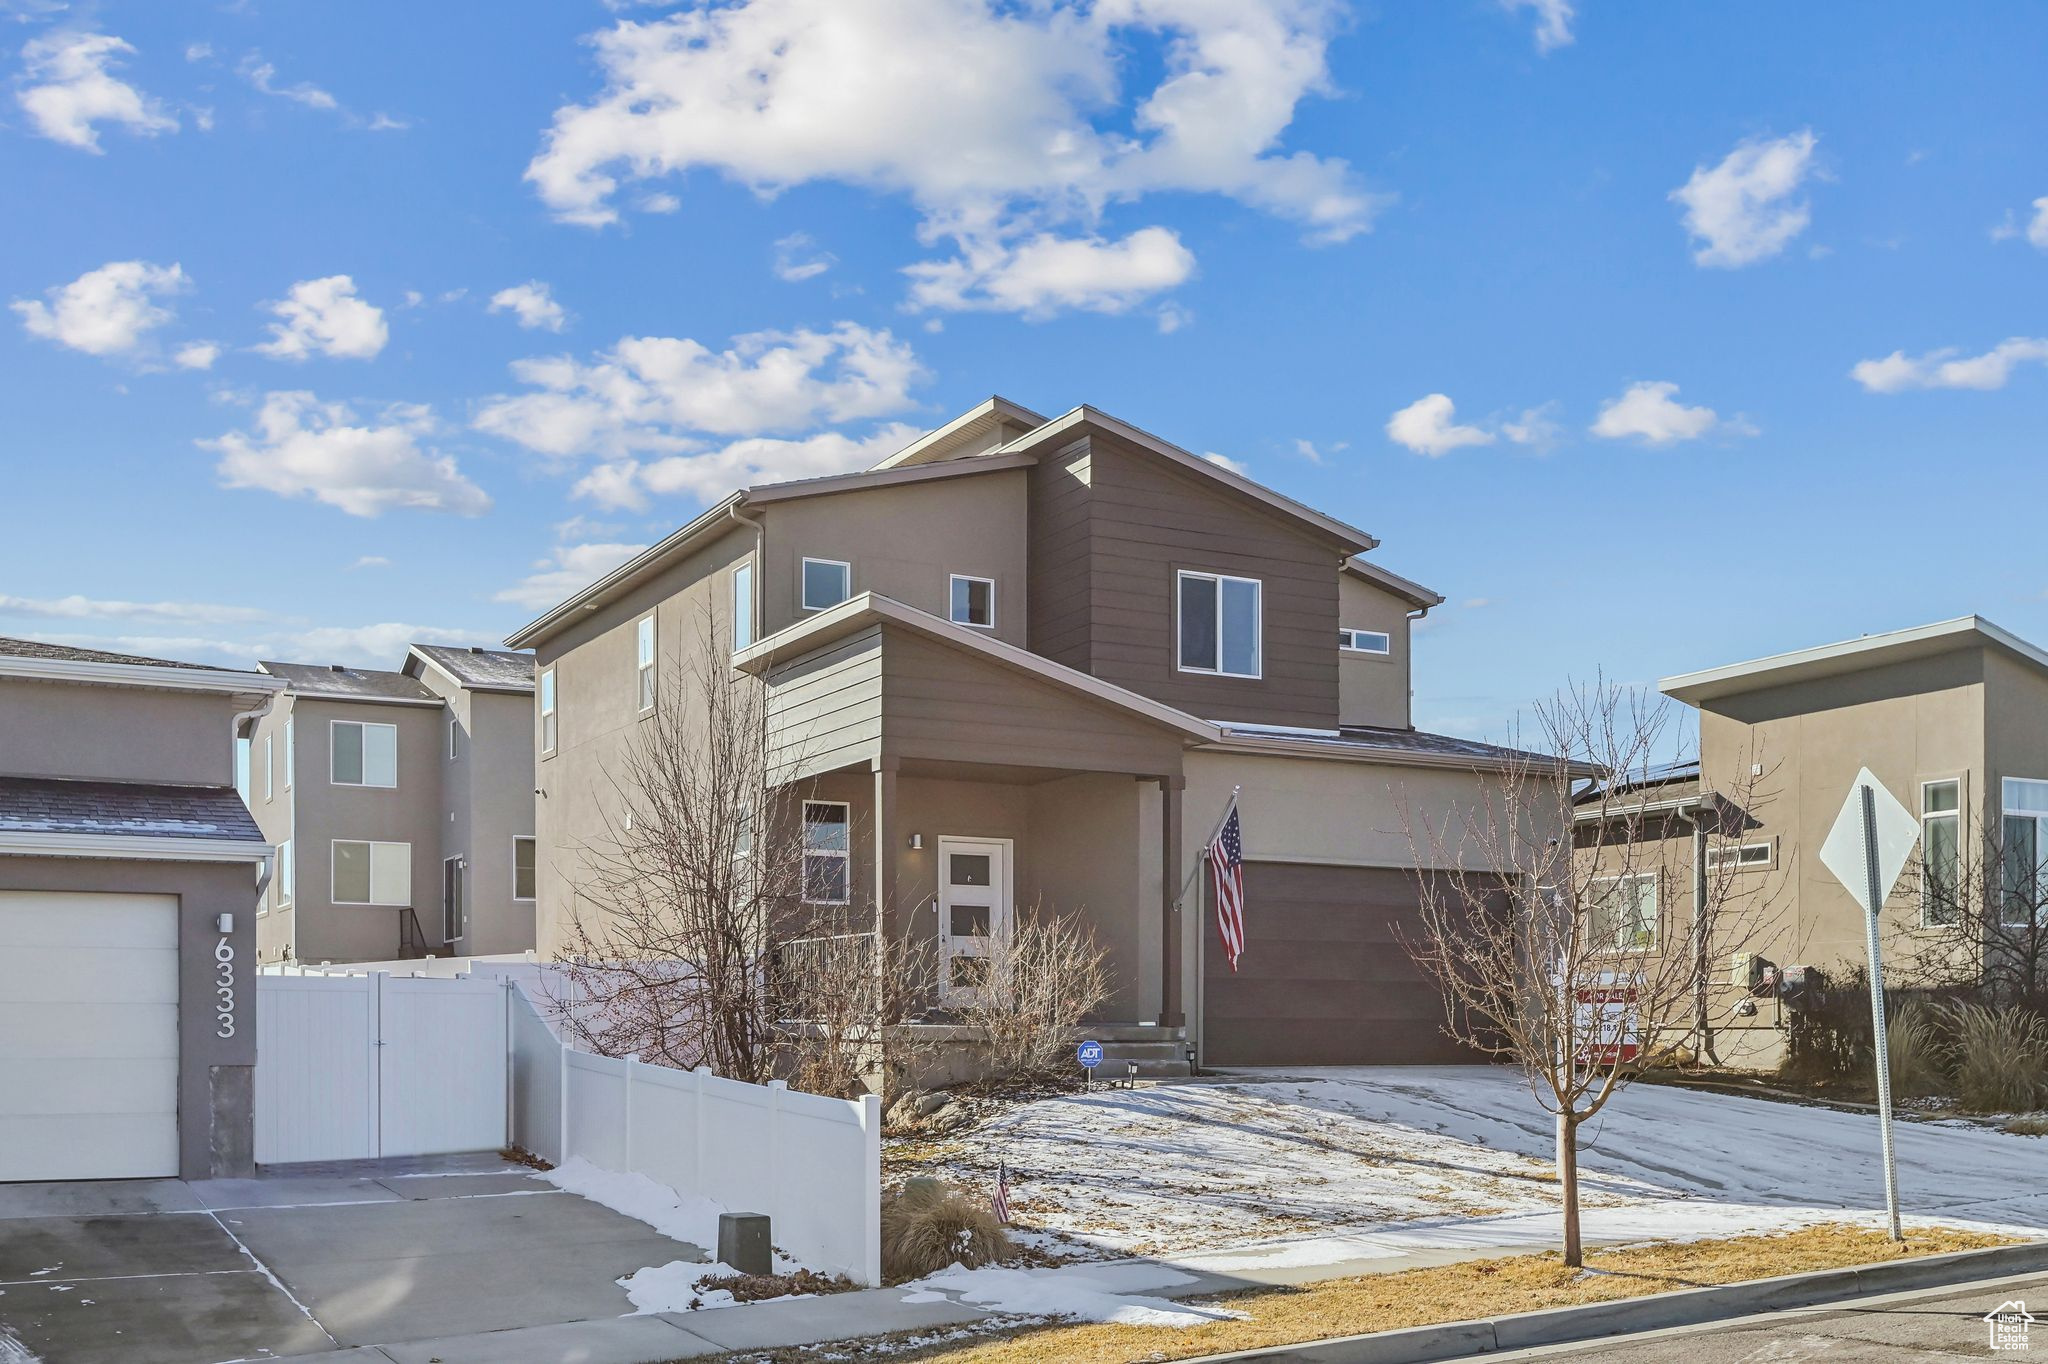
[0,1153,707,1364]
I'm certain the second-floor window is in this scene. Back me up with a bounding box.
[263,734,274,802]
[1340,628,1391,655]
[513,836,537,902]
[283,718,295,788]
[331,720,398,788]
[1177,570,1262,678]
[333,839,411,906]
[950,574,995,629]
[802,557,851,612]
[732,562,755,652]
[637,614,657,712]
[1921,779,1961,926]
[276,838,293,908]
[540,668,557,755]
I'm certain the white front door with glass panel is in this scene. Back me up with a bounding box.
[938,837,1013,1006]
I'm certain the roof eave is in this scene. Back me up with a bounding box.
[1202,732,1596,776]
[0,830,273,864]
[1660,616,2037,705]
[0,655,281,698]
[504,491,745,649]
[1343,557,1445,610]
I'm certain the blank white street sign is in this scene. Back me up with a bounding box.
[1819,767,1919,915]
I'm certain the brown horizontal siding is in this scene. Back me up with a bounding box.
[1027,446,1095,672]
[1201,862,1490,1066]
[765,629,884,776]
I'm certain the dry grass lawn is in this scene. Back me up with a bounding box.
[715,1225,2021,1364]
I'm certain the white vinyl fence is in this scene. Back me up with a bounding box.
[508,989,883,1286]
[254,972,509,1164]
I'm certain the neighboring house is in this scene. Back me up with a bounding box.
[244,644,536,964]
[0,637,278,1182]
[1614,616,2048,1066]
[507,397,1564,1069]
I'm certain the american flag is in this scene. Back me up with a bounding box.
[991,1160,1012,1224]
[1209,796,1246,972]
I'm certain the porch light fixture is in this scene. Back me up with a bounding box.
[907,833,924,850]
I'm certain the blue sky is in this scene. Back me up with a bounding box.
[4,0,2045,738]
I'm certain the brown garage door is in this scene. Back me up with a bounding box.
[1201,861,1483,1066]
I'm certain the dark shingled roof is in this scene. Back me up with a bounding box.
[260,660,439,704]
[0,636,228,670]
[0,777,263,842]
[409,644,535,692]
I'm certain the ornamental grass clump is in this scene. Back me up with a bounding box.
[881,1176,1013,1281]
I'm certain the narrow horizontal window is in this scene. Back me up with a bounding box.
[1340,628,1392,655]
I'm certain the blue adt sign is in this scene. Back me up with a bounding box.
[1076,1040,1104,1070]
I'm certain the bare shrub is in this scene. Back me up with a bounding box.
[1946,1002,2048,1113]
[881,1177,1013,1281]
[774,917,939,1103]
[957,903,1111,1084]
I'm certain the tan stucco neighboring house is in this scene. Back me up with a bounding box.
[244,644,536,964]
[507,397,1571,1070]
[1634,615,2048,1065]
[0,636,280,1182]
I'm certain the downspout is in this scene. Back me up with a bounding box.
[233,690,279,902]
[1675,801,1719,1066]
[729,501,766,640]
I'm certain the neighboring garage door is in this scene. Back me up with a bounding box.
[0,891,180,1181]
[1202,861,1483,1066]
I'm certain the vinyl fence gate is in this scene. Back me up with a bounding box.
[254,972,509,1165]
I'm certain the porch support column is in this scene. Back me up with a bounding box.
[872,757,900,945]
[1157,773,1186,1030]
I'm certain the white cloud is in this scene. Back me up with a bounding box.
[1155,302,1193,334]
[1996,197,2048,250]
[173,340,219,370]
[1502,0,1574,52]
[1202,451,1248,475]
[0,592,269,625]
[488,280,568,332]
[904,226,1195,318]
[184,43,213,64]
[13,259,187,357]
[474,321,926,459]
[1386,393,1495,457]
[348,555,391,570]
[284,622,479,666]
[1850,338,2048,394]
[205,390,492,517]
[1589,380,1743,445]
[495,541,650,611]
[576,423,924,510]
[773,232,834,282]
[240,55,337,111]
[1501,401,1563,450]
[525,0,1381,315]
[15,30,176,151]
[1669,130,1818,268]
[256,275,389,360]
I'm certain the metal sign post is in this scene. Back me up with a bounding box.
[1077,1039,1103,1093]
[1819,767,1915,1243]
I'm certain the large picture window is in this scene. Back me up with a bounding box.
[1588,872,1658,951]
[331,720,397,788]
[802,801,850,904]
[333,840,411,906]
[1177,570,1262,678]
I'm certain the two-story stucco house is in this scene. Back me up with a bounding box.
[244,644,536,964]
[0,637,278,1182]
[508,398,1562,1069]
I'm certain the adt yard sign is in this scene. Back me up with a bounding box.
[1077,1040,1104,1070]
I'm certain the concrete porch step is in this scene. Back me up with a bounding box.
[1090,1037,1193,1079]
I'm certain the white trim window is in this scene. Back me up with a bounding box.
[513,835,537,902]
[636,614,657,712]
[732,562,755,653]
[1177,570,1263,678]
[539,668,557,755]
[283,718,294,789]
[1588,872,1658,951]
[2001,778,2048,927]
[330,720,398,788]
[332,839,411,906]
[801,557,851,612]
[236,736,251,805]
[448,715,459,761]
[1704,840,1775,871]
[949,574,996,629]
[1340,628,1391,655]
[1921,779,1961,927]
[802,800,851,904]
[275,838,293,909]
[262,734,274,802]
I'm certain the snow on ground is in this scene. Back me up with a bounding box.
[893,1066,2048,1266]
[902,1262,1247,1327]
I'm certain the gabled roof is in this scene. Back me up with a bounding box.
[0,636,279,698]
[0,775,270,864]
[869,396,1047,469]
[260,660,441,707]
[405,644,534,693]
[733,592,1222,744]
[1660,616,2048,707]
[1342,556,1444,611]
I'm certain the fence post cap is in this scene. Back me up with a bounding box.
[769,1079,788,1092]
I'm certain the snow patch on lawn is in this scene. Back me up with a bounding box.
[905,1262,1246,1328]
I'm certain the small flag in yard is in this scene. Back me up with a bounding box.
[1209,795,1246,972]
[992,1160,1012,1224]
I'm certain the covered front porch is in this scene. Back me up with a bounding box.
[737,592,1221,1037]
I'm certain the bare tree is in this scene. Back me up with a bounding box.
[1895,816,2048,1013]
[954,901,1112,1083]
[1400,678,1782,1266]
[772,910,939,1102]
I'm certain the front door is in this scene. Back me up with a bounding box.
[442,857,464,946]
[937,837,1013,1006]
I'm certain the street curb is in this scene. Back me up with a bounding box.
[1180,1239,2048,1363]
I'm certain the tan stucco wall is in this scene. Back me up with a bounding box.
[1337,575,1413,730]
[0,677,240,787]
